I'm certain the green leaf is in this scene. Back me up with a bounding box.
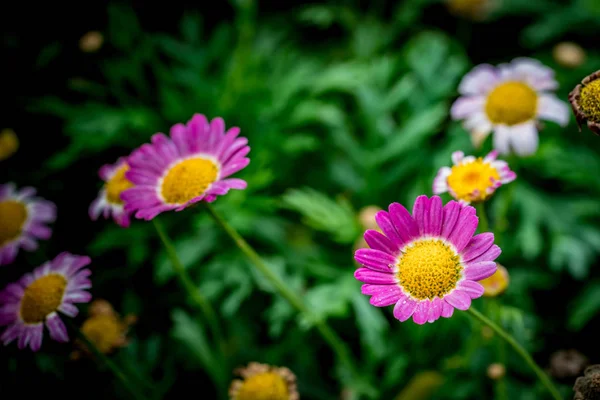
[568,281,600,330]
[281,188,360,244]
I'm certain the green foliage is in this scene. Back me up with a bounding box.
[6,1,600,399]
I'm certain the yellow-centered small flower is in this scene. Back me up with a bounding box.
[480,263,509,297]
[0,128,18,161]
[229,362,299,400]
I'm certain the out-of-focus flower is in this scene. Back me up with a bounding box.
[229,362,299,400]
[480,263,509,297]
[358,206,382,231]
[121,114,250,221]
[79,31,104,53]
[89,157,134,228]
[569,70,600,136]
[487,363,506,380]
[0,253,92,351]
[0,183,56,266]
[354,195,499,324]
[452,58,570,156]
[433,150,516,204]
[573,364,600,400]
[553,42,586,69]
[394,371,445,400]
[71,299,136,359]
[0,129,18,161]
[446,0,496,21]
[549,349,589,379]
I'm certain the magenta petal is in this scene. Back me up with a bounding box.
[1,323,23,345]
[369,286,403,307]
[444,290,472,310]
[354,249,395,272]
[28,324,43,351]
[428,297,443,323]
[362,284,394,295]
[441,300,454,318]
[458,280,485,299]
[393,297,418,322]
[375,210,403,248]
[469,244,501,264]
[354,268,396,285]
[364,229,397,254]
[46,314,69,343]
[447,213,478,252]
[426,196,443,236]
[412,195,430,236]
[412,301,430,325]
[441,201,461,239]
[462,233,494,262]
[17,326,32,349]
[464,261,497,280]
[388,203,420,245]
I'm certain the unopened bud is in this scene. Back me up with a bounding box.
[553,42,586,69]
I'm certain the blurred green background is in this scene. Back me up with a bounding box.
[2,0,600,399]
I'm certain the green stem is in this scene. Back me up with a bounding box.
[205,203,358,379]
[475,202,490,233]
[69,321,148,400]
[466,308,562,400]
[152,219,226,355]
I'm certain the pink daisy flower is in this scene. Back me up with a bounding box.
[122,114,250,220]
[0,183,57,266]
[433,150,516,204]
[354,195,500,324]
[0,252,92,351]
[89,157,134,228]
[451,57,570,156]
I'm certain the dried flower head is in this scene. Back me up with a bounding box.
[71,299,136,359]
[569,70,600,136]
[549,349,589,379]
[229,362,299,400]
[573,364,600,400]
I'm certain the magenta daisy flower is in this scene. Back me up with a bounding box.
[0,252,92,351]
[433,150,516,204]
[122,114,250,220]
[354,195,500,324]
[0,183,57,266]
[89,157,134,227]
[451,58,569,156]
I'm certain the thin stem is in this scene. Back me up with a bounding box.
[475,202,490,233]
[205,203,358,379]
[152,219,225,354]
[467,308,562,400]
[68,320,148,400]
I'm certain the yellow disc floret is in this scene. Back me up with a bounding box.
[397,239,463,300]
[0,200,27,246]
[105,164,134,205]
[81,314,124,354]
[485,81,538,125]
[20,274,67,323]
[447,158,500,203]
[580,79,600,122]
[235,372,289,400]
[160,157,219,205]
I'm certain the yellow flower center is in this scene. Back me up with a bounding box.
[0,200,28,246]
[20,274,67,323]
[580,79,600,122]
[235,372,289,400]
[485,81,538,125]
[105,164,134,205]
[446,158,500,203]
[81,314,123,353]
[397,239,463,300]
[160,157,219,205]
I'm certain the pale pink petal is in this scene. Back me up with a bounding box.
[537,94,570,127]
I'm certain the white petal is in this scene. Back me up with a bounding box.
[509,122,539,156]
[451,96,485,120]
[537,94,570,127]
[458,65,501,95]
[492,125,512,155]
